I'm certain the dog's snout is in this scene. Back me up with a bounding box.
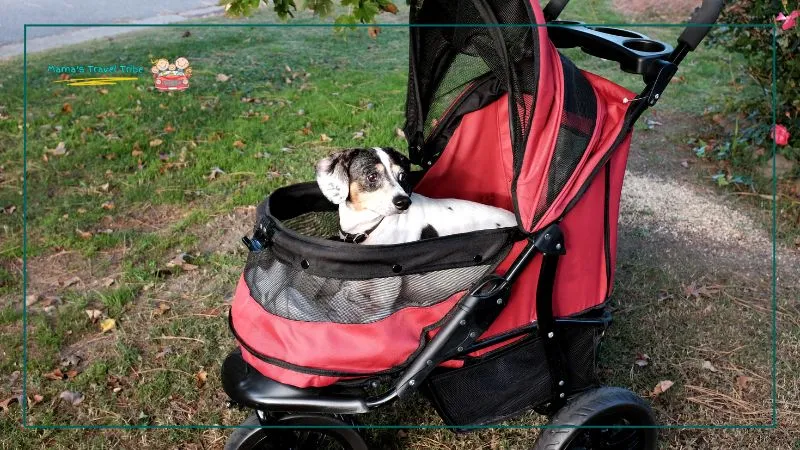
[392,195,411,211]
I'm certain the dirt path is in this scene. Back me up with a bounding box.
[612,0,702,23]
[613,111,800,447]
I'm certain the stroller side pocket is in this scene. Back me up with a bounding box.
[423,319,605,426]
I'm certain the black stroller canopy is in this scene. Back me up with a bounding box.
[404,0,539,171]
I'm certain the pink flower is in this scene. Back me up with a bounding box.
[776,10,800,30]
[772,125,790,146]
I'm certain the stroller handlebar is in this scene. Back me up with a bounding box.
[678,0,724,51]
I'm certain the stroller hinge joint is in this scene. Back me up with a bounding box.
[534,224,566,255]
[643,59,678,107]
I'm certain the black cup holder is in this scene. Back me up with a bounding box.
[622,39,667,53]
[592,27,643,39]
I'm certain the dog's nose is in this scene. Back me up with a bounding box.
[393,195,411,211]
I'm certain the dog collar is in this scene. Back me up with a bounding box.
[340,218,384,244]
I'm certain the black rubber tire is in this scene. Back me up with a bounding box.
[224,413,368,450]
[532,387,658,450]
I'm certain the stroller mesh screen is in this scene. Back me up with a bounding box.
[281,211,340,239]
[424,53,491,138]
[406,0,537,170]
[244,248,491,324]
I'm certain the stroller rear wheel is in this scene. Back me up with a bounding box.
[533,387,657,450]
[224,413,368,450]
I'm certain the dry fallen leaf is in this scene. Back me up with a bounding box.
[46,141,67,156]
[233,140,245,149]
[736,375,753,390]
[0,396,19,413]
[149,139,163,148]
[216,73,230,82]
[63,276,81,287]
[76,228,93,239]
[85,309,103,322]
[155,346,173,359]
[634,353,650,368]
[261,114,270,123]
[195,370,208,388]
[353,130,365,140]
[101,201,114,210]
[39,295,61,307]
[154,302,171,316]
[163,123,175,133]
[99,318,116,333]
[381,2,398,13]
[207,167,225,180]
[396,128,406,139]
[166,253,198,272]
[652,380,674,397]
[44,368,66,381]
[99,88,109,95]
[62,103,73,114]
[32,394,44,406]
[58,390,84,406]
[702,360,718,372]
[101,277,115,287]
[683,282,721,300]
[99,182,110,192]
[320,134,332,142]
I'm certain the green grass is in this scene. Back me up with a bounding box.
[0,2,790,449]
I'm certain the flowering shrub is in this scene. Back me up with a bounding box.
[720,1,798,163]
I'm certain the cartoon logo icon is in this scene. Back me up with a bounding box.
[151,57,192,91]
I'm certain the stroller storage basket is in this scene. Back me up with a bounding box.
[425,317,606,426]
[231,182,519,387]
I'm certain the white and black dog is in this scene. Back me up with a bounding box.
[316,147,516,245]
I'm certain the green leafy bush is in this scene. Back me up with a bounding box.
[220,0,400,25]
[718,1,799,164]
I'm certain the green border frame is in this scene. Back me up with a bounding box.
[20,21,779,431]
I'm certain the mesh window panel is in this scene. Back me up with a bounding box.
[405,0,538,169]
[532,56,598,224]
[425,323,602,426]
[244,246,492,324]
[424,53,491,138]
[282,211,340,239]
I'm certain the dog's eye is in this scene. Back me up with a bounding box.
[367,173,378,183]
[397,172,406,182]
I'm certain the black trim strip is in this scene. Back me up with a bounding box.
[604,162,612,295]
[256,182,522,280]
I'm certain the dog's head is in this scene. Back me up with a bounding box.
[316,147,412,216]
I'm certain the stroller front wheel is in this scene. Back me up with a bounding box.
[224,412,368,450]
[533,387,657,450]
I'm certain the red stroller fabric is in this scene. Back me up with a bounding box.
[230,0,635,388]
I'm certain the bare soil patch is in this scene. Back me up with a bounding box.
[192,205,256,256]
[612,0,702,22]
[25,246,126,300]
[99,203,187,233]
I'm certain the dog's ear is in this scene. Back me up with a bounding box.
[316,150,355,205]
[382,147,411,171]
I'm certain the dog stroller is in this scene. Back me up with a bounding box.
[222,0,723,448]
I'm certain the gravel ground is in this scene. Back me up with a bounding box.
[620,170,799,282]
